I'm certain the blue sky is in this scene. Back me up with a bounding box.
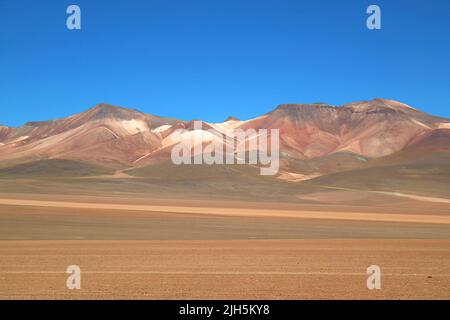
[1,0,450,126]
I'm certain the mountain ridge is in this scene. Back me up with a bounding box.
[1,99,449,179]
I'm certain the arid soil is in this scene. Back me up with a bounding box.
[1,197,449,224]
[0,240,449,299]
[0,194,449,299]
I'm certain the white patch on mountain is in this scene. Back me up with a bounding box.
[437,123,450,129]
[152,124,172,133]
[120,119,149,134]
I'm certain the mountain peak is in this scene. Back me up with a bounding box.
[275,103,332,110]
[372,97,392,103]
[83,103,146,121]
[224,116,240,122]
[93,103,119,109]
[270,103,335,116]
[273,99,417,112]
[91,103,139,113]
[345,98,417,112]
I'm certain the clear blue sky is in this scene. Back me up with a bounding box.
[1,0,449,127]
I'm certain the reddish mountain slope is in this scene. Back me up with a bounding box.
[240,98,448,159]
[0,126,11,143]
[0,104,185,167]
[0,99,449,174]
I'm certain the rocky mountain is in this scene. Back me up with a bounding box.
[0,99,449,180]
[0,104,185,168]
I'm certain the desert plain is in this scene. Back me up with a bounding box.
[0,190,449,299]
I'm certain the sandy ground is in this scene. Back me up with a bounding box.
[0,240,449,299]
[1,197,449,224]
[2,203,450,240]
[0,194,449,299]
[320,186,450,204]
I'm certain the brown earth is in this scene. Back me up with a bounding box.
[0,194,449,299]
[0,240,449,299]
[1,197,450,224]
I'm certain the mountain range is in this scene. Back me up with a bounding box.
[0,98,449,196]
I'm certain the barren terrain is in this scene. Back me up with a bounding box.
[0,240,449,299]
[0,193,449,299]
